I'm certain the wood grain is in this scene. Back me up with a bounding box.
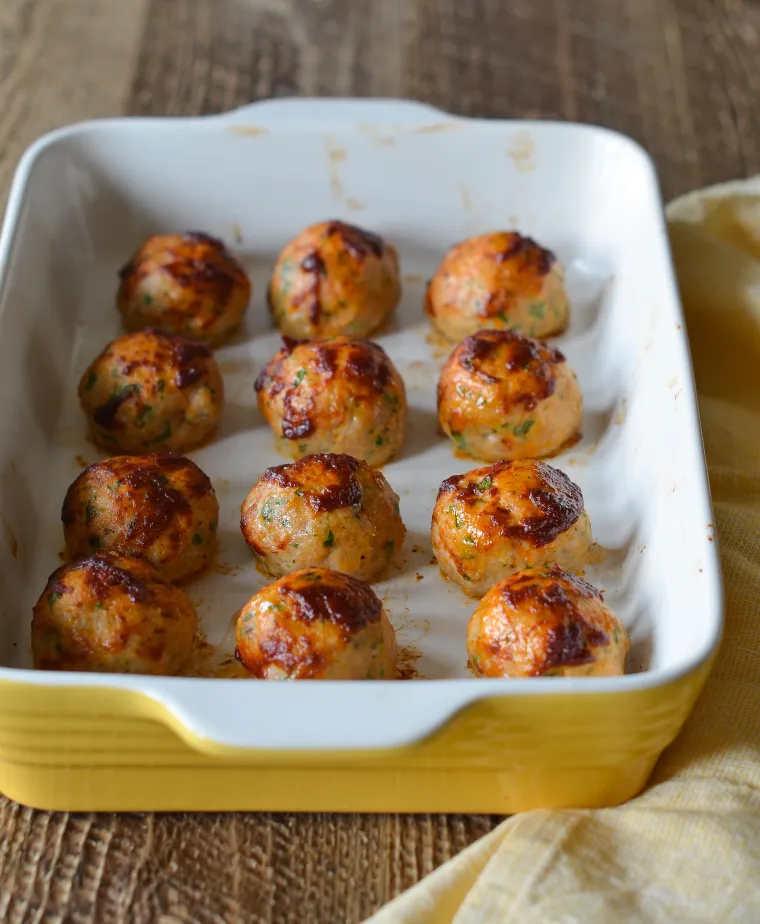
[3,0,760,921]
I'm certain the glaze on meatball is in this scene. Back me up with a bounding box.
[268,221,401,339]
[235,567,397,679]
[31,553,198,674]
[62,453,219,582]
[467,565,629,677]
[426,231,568,342]
[255,337,406,465]
[432,459,592,597]
[79,330,224,454]
[240,453,405,581]
[117,232,251,346]
[437,329,582,462]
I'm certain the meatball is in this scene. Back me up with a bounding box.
[62,453,219,583]
[268,220,401,339]
[437,329,582,461]
[117,232,251,346]
[240,453,405,581]
[78,329,224,454]
[235,567,397,679]
[425,231,568,342]
[432,459,592,597]
[31,553,198,674]
[467,565,629,677]
[255,336,406,465]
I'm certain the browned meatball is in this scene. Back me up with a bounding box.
[117,232,251,346]
[432,459,592,597]
[437,329,582,461]
[62,453,219,582]
[78,330,223,454]
[235,567,397,679]
[467,566,629,677]
[426,231,568,341]
[31,553,198,674]
[255,337,406,465]
[268,221,401,339]
[240,453,405,581]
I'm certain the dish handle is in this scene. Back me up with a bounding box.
[210,97,455,129]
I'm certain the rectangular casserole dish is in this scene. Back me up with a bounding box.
[0,99,722,813]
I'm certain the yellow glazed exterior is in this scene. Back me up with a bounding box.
[0,660,713,812]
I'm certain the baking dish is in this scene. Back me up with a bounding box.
[0,99,721,812]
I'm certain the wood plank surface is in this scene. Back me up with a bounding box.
[2,0,760,921]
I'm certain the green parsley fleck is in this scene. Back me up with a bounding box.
[157,380,165,393]
[293,368,307,386]
[375,434,385,447]
[383,392,399,408]
[384,540,395,558]
[192,533,203,545]
[85,371,97,390]
[529,302,546,319]
[209,520,217,532]
[475,475,492,492]
[145,422,172,445]
[47,592,61,606]
[513,419,535,438]
[323,528,335,548]
[463,534,476,546]
[135,404,153,428]
[261,500,274,523]
[85,500,97,523]
[89,536,101,549]
[144,293,153,305]
[449,505,463,529]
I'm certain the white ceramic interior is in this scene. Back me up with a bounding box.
[0,99,721,750]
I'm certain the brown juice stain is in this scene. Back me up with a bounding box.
[75,454,90,468]
[402,273,424,284]
[181,610,254,679]
[414,122,461,134]
[325,141,347,200]
[232,223,244,246]
[415,573,424,582]
[507,131,536,172]
[2,518,19,560]
[227,125,268,137]
[346,197,365,211]
[397,644,422,679]
[214,561,243,577]
[219,360,248,375]
[425,329,453,360]
[586,542,609,565]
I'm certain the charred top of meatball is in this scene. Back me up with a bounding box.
[441,329,565,413]
[255,337,398,441]
[277,568,383,632]
[437,460,584,549]
[119,232,248,309]
[62,453,215,551]
[483,566,610,675]
[260,453,369,513]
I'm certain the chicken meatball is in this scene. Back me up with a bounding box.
[235,567,397,679]
[426,231,568,342]
[467,565,629,677]
[79,329,224,454]
[268,220,401,339]
[437,329,582,462]
[117,232,251,346]
[255,336,406,465]
[432,459,592,597]
[240,453,405,581]
[62,453,219,582]
[31,553,198,674]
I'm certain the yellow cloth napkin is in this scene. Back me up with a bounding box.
[367,179,760,923]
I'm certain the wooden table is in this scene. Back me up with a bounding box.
[0,1,757,920]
